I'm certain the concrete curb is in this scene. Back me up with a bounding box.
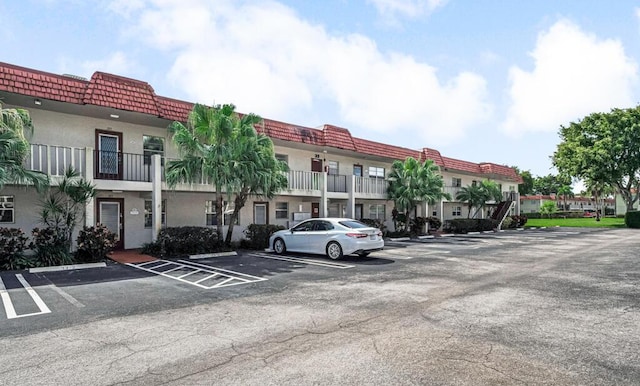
[389,237,411,241]
[29,262,107,273]
[189,251,238,259]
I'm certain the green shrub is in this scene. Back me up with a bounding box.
[506,215,527,228]
[385,230,410,238]
[243,224,286,250]
[156,226,222,256]
[75,224,117,263]
[31,227,73,266]
[443,219,498,233]
[0,228,33,270]
[624,211,640,228]
[501,216,513,229]
[408,217,427,235]
[140,241,163,256]
[426,216,442,231]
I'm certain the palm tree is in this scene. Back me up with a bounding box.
[222,119,288,245]
[0,103,48,191]
[166,103,288,246]
[584,179,613,221]
[456,184,485,218]
[387,157,450,229]
[474,180,503,218]
[557,185,574,211]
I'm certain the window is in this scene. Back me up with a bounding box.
[275,202,288,219]
[368,166,385,179]
[452,206,462,216]
[452,177,462,187]
[432,210,437,216]
[369,204,385,220]
[0,196,14,223]
[509,185,515,191]
[472,180,478,187]
[205,200,237,226]
[353,165,363,177]
[254,202,268,225]
[144,200,166,228]
[275,154,288,166]
[328,161,339,175]
[143,135,165,165]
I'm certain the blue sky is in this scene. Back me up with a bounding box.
[3,0,640,182]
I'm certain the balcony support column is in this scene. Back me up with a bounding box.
[84,147,95,227]
[151,154,162,242]
[320,172,328,217]
[346,175,355,218]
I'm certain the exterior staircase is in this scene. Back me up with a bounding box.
[491,192,518,230]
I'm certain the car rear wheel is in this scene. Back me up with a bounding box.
[326,241,343,260]
[273,238,286,255]
[358,252,370,257]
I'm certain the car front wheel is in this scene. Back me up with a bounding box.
[326,241,343,260]
[273,238,286,255]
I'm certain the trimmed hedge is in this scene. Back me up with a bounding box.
[625,211,640,228]
[242,224,286,250]
[145,226,223,257]
[443,219,498,233]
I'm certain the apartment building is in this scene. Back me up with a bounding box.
[521,195,615,214]
[0,62,522,249]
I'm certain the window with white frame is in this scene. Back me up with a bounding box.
[144,200,166,228]
[205,200,237,226]
[143,135,165,165]
[368,166,385,179]
[275,202,288,219]
[452,177,462,187]
[452,206,462,216]
[328,161,339,175]
[254,202,268,224]
[369,204,385,220]
[0,196,14,223]
[509,185,515,191]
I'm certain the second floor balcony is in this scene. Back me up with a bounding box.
[23,145,390,198]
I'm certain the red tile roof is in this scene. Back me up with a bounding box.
[0,61,521,181]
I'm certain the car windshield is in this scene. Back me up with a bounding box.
[339,220,370,229]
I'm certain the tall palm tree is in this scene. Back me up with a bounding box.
[166,103,288,245]
[557,185,574,211]
[0,103,48,191]
[387,157,450,227]
[222,118,288,245]
[456,184,485,218]
[472,180,504,218]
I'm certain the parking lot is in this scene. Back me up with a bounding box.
[1,227,639,385]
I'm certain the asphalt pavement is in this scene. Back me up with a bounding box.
[0,227,638,385]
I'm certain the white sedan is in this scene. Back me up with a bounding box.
[269,218,384,260]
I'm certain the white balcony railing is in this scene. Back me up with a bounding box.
[354,176,387,195]
[26,144,85,176]
[287,170,321,191]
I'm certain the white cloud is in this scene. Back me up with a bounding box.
[367,0,448,19]
[502,19,638,135]
[111,0,490,145]
[80,52,136,77]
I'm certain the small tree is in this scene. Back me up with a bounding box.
[38,166,96,254]
[456,185,485,218]
[540,200,557,219]
[387,157,449,230]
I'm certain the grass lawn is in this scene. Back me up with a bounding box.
[525,217,626,228]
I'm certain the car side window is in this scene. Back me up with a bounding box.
[293,221,314,231]
[314,221,333,231]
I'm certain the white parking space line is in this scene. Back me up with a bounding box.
[0,276,17,319]
[45,284,84,308]
[0,275,52,319]
[249,253,355,269]
[127,259,267,289]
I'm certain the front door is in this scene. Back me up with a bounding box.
[95,130,123,179]
[311,202,320,218]
[97,198,125,250]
